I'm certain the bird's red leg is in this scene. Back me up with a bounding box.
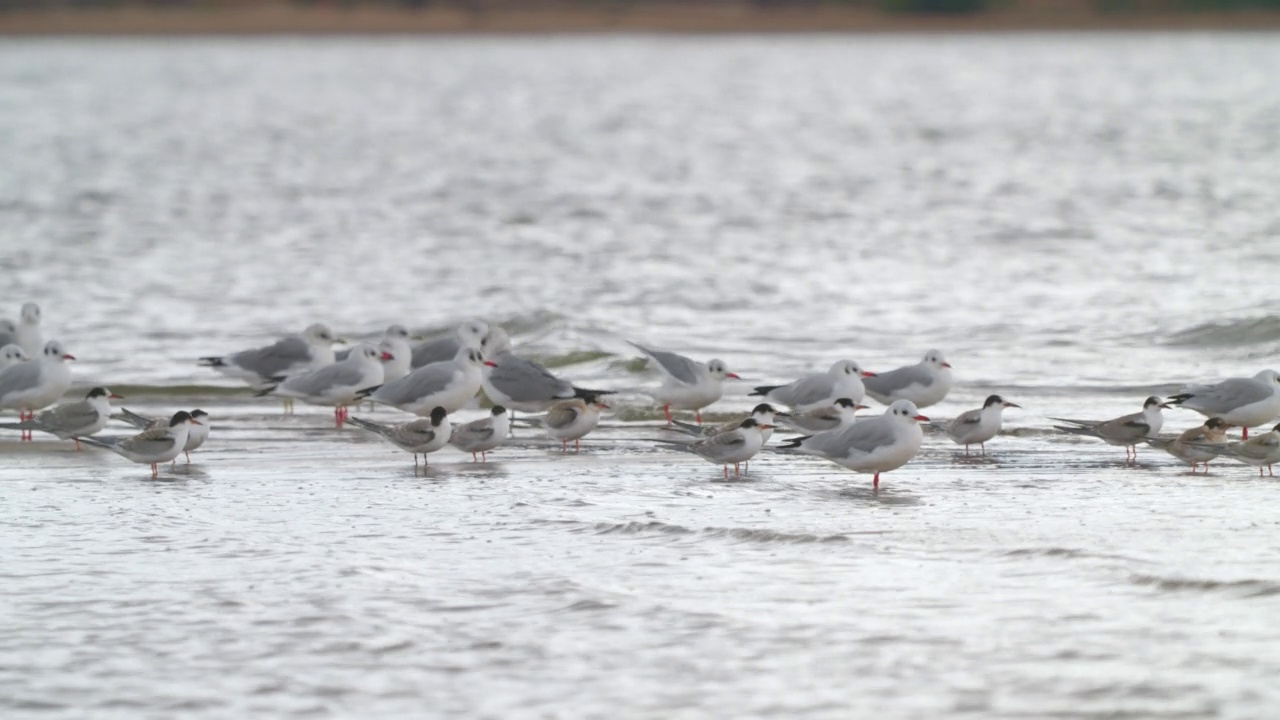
[734,462,740,478]
[873,473,880,490]
[185,451,191,463]
[663,404,672,425]
[696,410,702,425]
[561,439,567,452]
[75,438,81,451]
[1243,427,1249,440]
[723,465,728,479]
[575,439,580,453]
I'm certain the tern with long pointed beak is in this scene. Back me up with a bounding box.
[114,408,211,463]
[628,341,740,425]
[199,323,343,413]
[348,407,451,470]
[0,340,75,441]
[1143,417,1232,473]
[942,394,1020,455]
[0,386,121,448]
[0,343,29,370]
[258,343,391,427]
[1167,369,1280,440]
[655,417,772,479]
[670,403,779,443]
[776,398,865,433]
[750,360,875,413]
[1187,422,1280,476]
[79,411,201,477]
[535,393,608,452]
[449,406,509,462]
[411,321,494,369]
[483,352,613,416]
[364,347,493,415]
[863,350,953,408]
[1051,396,1168,462]
[778,399,928,489]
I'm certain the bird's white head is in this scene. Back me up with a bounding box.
[1,343,29,364]
[304,323,339,345]
[457,321,489,349]
[830,359,876,378]
[887,399,929,423]
[1254,369,1280,387]
[923,350,952,370]
[384,324,411,340]
[42,340,74,362]
[705,359,740,382]
[20,303,40,325]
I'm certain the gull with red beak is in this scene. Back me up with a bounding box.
[863,350,953,409]
[628,341,741,425]
[0,339,75,441]
[941,394,1021,455]
[363,348,494,416]
[778,399,930,489]
[0,386,120,448]
[750,359,876,413]
[258,343,393,427]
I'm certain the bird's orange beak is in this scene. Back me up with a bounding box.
[62,354,76,360]
[726,372,741,379]
[913,414,930,422]
[380,351,394,361]
[109,393,124,399]
[861,371,877,377]
[484,360,498,368]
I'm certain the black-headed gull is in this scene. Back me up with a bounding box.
[364,348,493,415]
[1167,370,1280,439]
[776,398,864,433]
[0,386,120,448]
[1143,417,1232,473]
[199,322,342,402]
[448,406,509,462]
[348,407,452,470]
[779,399,929,489]
[338,325,413,384]
[114,408,211,463]
[79,410,201,477]
[1051,397,1168,462]
[750,360,875,413]
[656,417,772,479]
[6,303,42,356]
[863,350,953,408]
[0,343,29,370]
[941,394,1020,455]
[628,341,740,425]
[259,343,390,427]
[483,352,612,415]
[0,340,75,441]
[410,321,505,369]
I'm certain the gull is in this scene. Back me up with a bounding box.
[10,303,42,356]
[258,343,390,427]
[628,341,740,425]
[0,321,18,351]
[1188,423,1280,477]
[1144,417,1232,473]
[337,325,413,383]
[1051,397,1168,462]
[79,410,202,477]
[114,408,211,463]
[669,402,779,443]
[533,393,608,452]
[198,323,343,408]
[364,347,493,415]
[863,350,953,408]
[778,399,929,489]
[776,398,865,433]
[348,407,452,470]
[448,406,509,462]
[483,351,612,415]
[0,340,75,441]
[410,321,489,369]
[941,394,1020,455]
[0,343,29,370]
[0,386,121,448]
[749,360,876,412]
[655,418,772,479]
[1167,370,1280,439]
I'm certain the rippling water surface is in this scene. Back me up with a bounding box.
[3,34,1280,718]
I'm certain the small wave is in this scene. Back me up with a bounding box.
[590,521,846,544]
[1129,573,1280,597]
[593,521,694,536]
[1165,316,1280,348]
[1004,547,1093,559]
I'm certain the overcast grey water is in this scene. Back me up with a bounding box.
[3,34,1280,718]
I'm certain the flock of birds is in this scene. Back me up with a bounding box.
[5,302,1280,485]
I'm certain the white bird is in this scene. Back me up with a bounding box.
[778,399,929,489]
[1167,370,1280,439]
[1144,417,1232,473]
[1051,397,1168,462]
[13,302,42,356]
[337,325,413,384]
[365,347,493,415]
[1188,422,1280,477]
[198,323,342,399]
[669,403,779,443]
[534,393,608,452]
[0,386,121,448]
[448,406,510,462]
[0,343,29,370]
[348,407,452,470]
[863,350,953,408]
[410,321,489,369]
[941,394,1020,455]
[776,398,864,433]
[656,418,772,479]
[259,343,391,427]
[628,341,740,425]
[483,352,612,415]
[0,339,75,441]
[749,360,875,413]
[0,321,19,352]
[78,411,201,477]
[114,408,211,463]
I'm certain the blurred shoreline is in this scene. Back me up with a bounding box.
[3,4,1280,35]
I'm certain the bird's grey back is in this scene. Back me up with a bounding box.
[0,361,41,399]
[488,354,572,402]
[863,364,931,396]
[630,343,699,385]
[232,336,312,377]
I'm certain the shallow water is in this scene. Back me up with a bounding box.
[3,34,1280,718]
